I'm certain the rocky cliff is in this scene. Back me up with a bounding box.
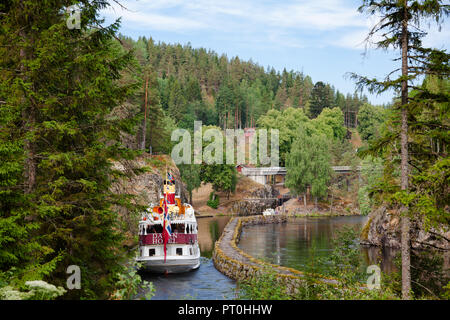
[360,206,450,251]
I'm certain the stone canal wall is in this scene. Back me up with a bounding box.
[212,215,342,294]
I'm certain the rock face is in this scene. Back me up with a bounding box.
[230,185,279,216]
[110,154,188,239]
[360,206,450,251]
[111,154,188,205]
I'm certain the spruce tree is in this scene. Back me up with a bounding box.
[352,0,448,299]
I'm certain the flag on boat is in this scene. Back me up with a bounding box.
[167,171,175,183]
[162,193,172,262]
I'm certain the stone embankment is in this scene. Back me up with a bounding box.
[212,215,342,293]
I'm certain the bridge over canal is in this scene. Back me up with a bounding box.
[241,166,361,185]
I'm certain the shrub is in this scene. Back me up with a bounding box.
[207,192,219,209]
[0,280,66,300]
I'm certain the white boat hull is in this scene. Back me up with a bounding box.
[137,254,200,273]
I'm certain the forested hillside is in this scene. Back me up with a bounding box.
[118,36,375,153]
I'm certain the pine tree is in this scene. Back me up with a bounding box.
[168,79,186,123]
[309,81,332,118]
[144,69,166,153]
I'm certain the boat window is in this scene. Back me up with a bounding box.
[172,224,185,233]
[154,224,163,233]
[149,249,155,256]
[176,248,183,256]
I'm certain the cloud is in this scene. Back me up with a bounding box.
[263,1,366,30]
[102,0,448,50]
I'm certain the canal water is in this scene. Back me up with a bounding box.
[140,215,399,300]
[238,216,399,274]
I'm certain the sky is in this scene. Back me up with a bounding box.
[101,0,449,105]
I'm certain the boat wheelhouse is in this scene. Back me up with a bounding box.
[136,176,200,273]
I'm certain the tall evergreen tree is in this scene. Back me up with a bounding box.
[168,78,186,123]
[309,81,332,118]
[144,69,166,153]
[0,0,139,298]
[353,0,449,299]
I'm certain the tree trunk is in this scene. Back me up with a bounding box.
[189,190,193,205]
[303,192,307,209]
[330,193,334,214]
[314,197,318,210]
[19,27,36,194]
[140,76,148,150]
[401,0,411,300]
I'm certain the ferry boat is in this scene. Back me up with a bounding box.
[136,172,200,273]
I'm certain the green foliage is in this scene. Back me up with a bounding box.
[257,107,309,166]
[285,131,332,201]
[142,70,167,153]
[319,227,366,283]
[258,107,346,166]
[119,35,369,132]
[312,107,346,141]
[357,103,385,142]
[201,164,237,198]
[206,192,220,209]
[238,266,293,300]
[237,228,399,300]
[308,81,334,118]
[0,0,142,299]
[110,261,155,300]
[379,248,449,299]
[179,163,202,204]
[198,125,237,197]
[357,156,384,215]
[358,76,449,229]
[352,4,449,300]
[443,282,450,300]
[168,79,187,123]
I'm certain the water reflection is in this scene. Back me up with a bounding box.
[140,257,236,300]
[238,216,399,274]
[197,216,231,258]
